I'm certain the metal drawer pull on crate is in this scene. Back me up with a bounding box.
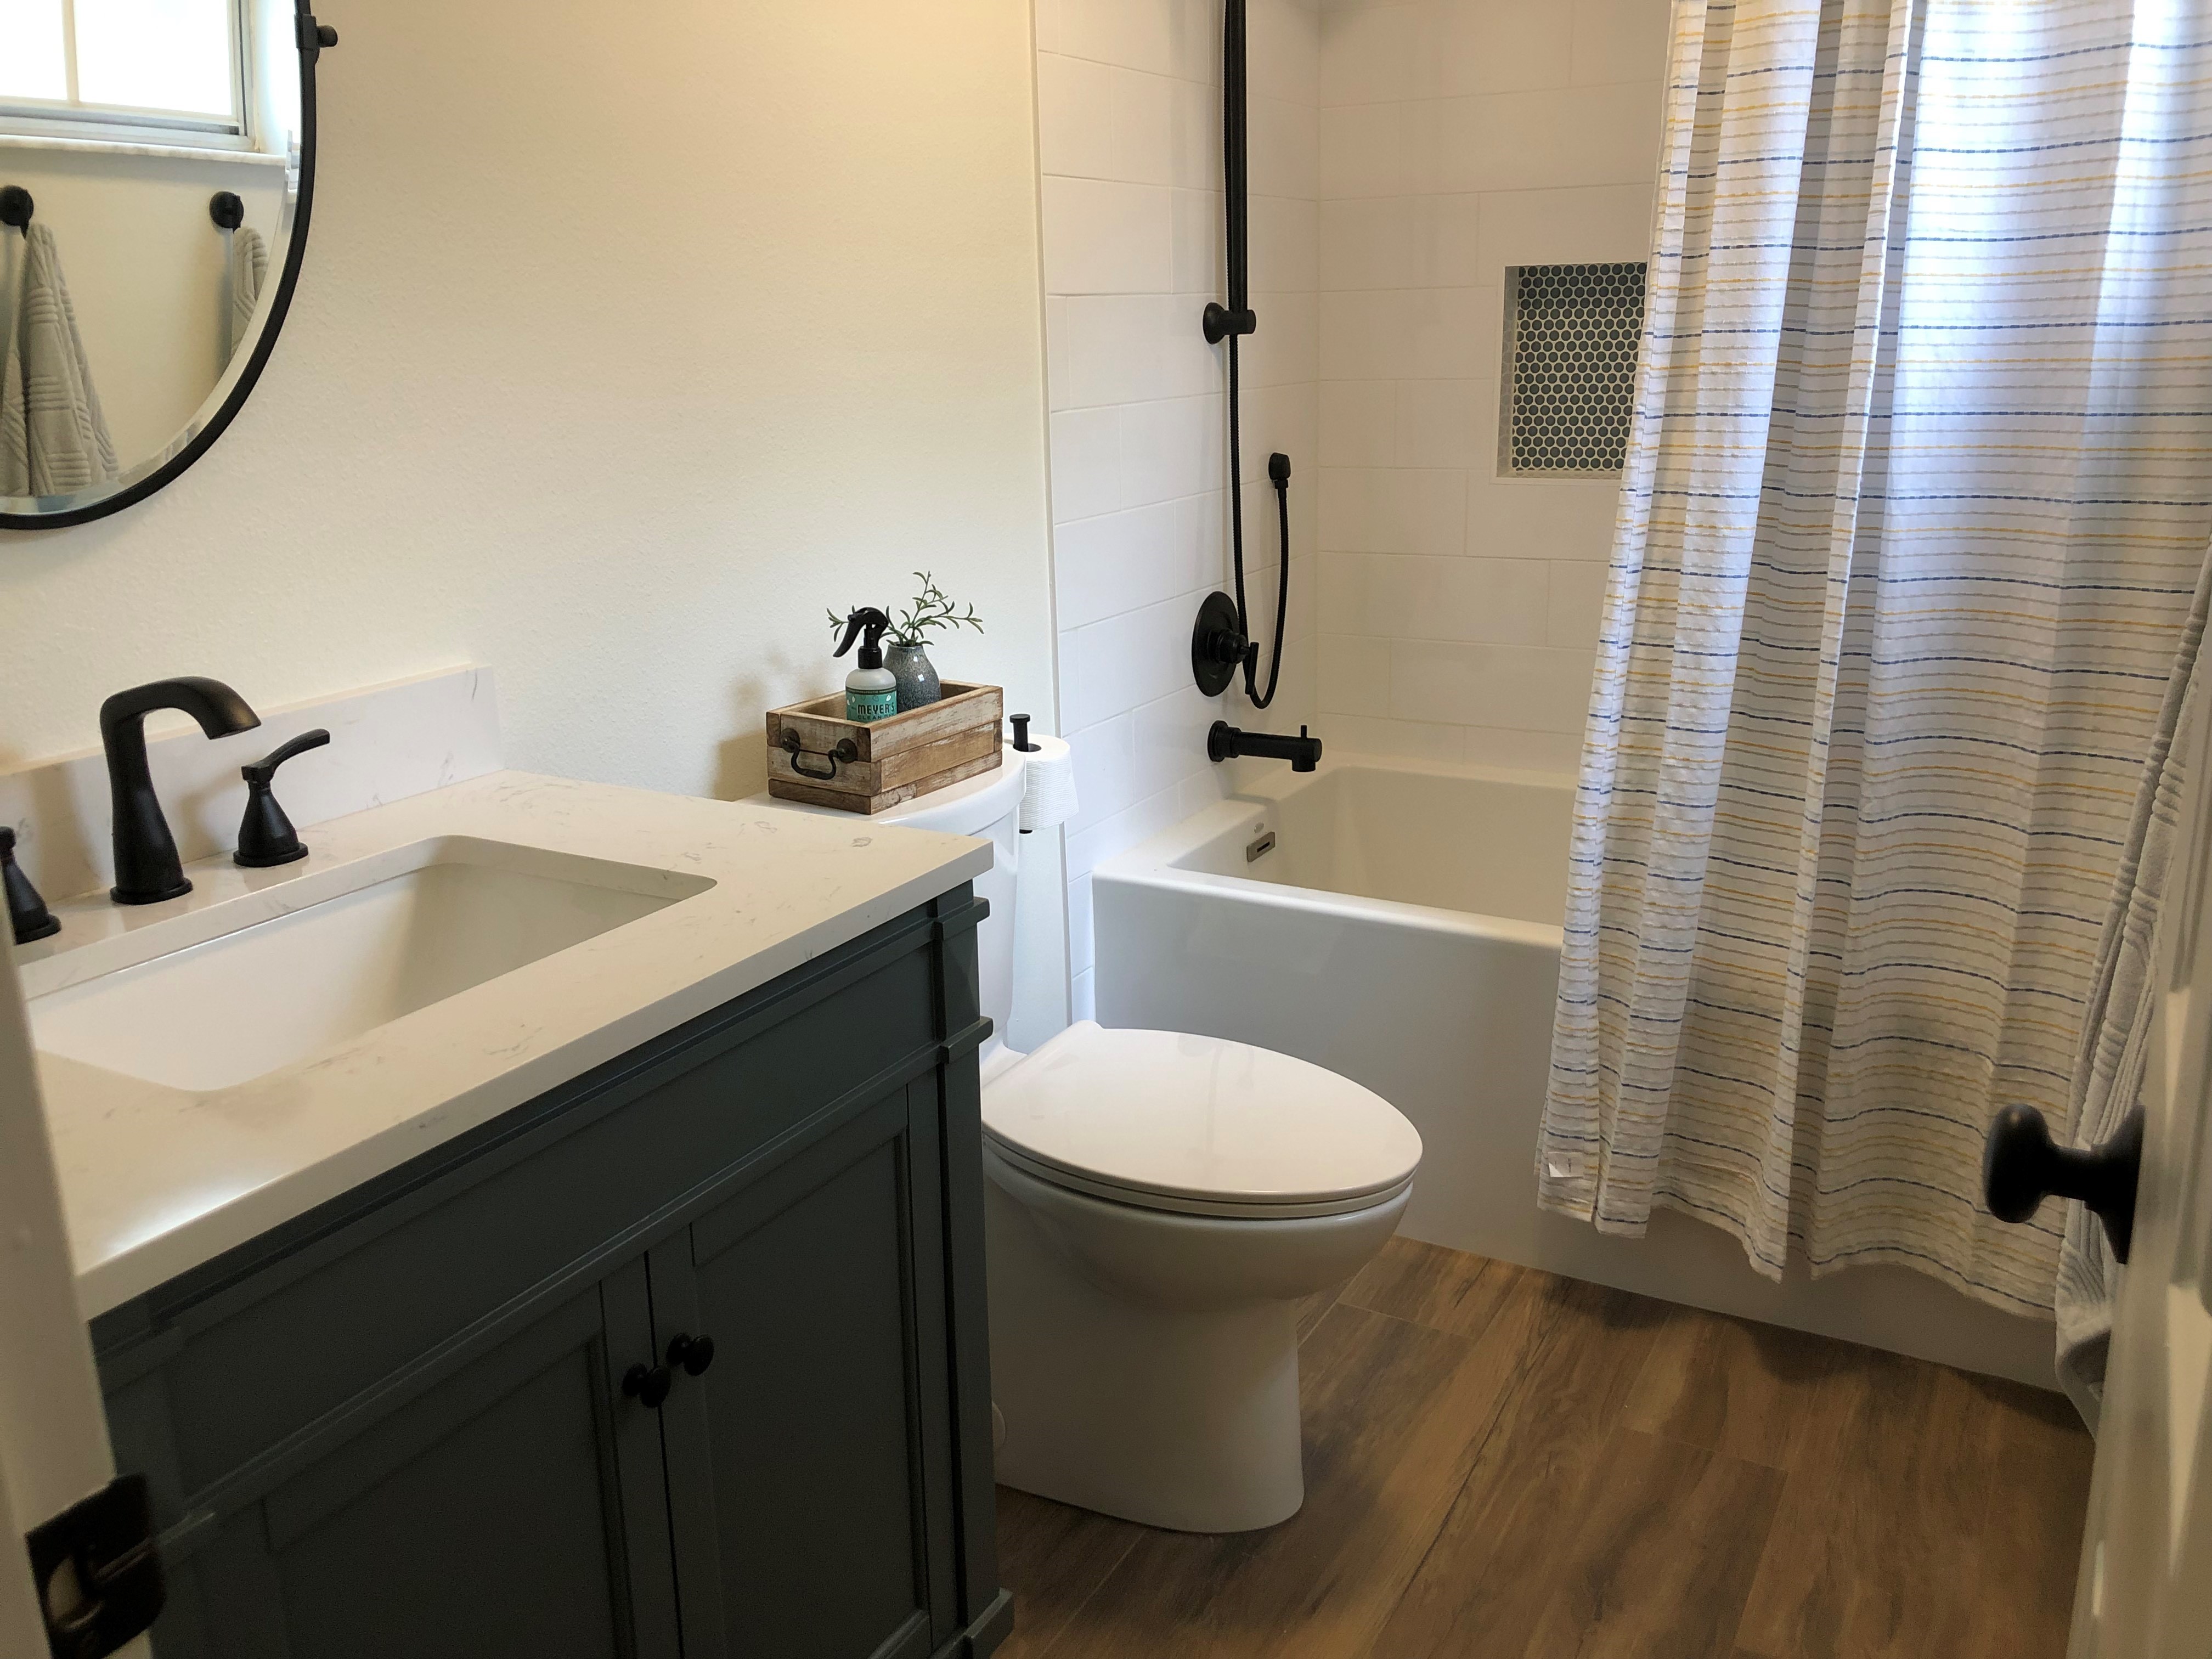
[781,729,859,781]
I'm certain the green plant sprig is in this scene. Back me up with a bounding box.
[887,572,984,647]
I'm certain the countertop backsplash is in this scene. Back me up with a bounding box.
[0,665,504,904]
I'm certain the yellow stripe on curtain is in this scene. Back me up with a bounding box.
[1539,0,2212,1316]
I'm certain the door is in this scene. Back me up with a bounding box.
[170,1260,681,1659]
[2068,716,2212,1655]
[650,1082,954,1659]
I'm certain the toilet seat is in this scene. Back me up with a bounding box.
[982,1022,1421,1221]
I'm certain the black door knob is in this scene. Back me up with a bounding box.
[1983,1103,2145,1262]
[667,1333,716,1377]
[623,1363,672,1408]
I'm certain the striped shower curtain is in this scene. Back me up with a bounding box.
[1538,0,2212,1315]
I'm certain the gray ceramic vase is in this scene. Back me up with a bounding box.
[885,642,941,711]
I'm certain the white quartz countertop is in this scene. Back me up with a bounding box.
[14,772,993,1317]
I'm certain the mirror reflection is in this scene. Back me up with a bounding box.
[1,0,303,509]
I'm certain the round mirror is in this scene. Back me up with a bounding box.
[0,0,334,529]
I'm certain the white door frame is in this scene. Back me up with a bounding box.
[0,939,123,1653]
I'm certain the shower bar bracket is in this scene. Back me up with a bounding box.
[1202,303,1257,345]
[296,14,340,60]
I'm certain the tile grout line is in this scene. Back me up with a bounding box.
[1353,1276,1582,1656]
[1297,1283,1348,1345]
[1029,1527,1146,1659]
[1334,1259,1521,1346]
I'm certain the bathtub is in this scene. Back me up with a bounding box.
[1092,754,2056,1386]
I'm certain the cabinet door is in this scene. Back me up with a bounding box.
[168,1260,681,1659]
[651,1085,955,1659]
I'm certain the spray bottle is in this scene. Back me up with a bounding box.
[832,607,898,722]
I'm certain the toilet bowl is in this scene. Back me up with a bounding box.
[751,747,1421,1532]
[983,1019,1416,1531]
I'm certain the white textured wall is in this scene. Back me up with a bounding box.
[0,0,1058,820]
[1035,0,1321,1019]
[1314,0,1668,769]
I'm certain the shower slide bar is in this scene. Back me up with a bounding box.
[1191,0,1297,724]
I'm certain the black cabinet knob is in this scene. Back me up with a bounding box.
[1983,1102,2145,1263]
[623,1363,672,1409]
[667,1333,715,1378]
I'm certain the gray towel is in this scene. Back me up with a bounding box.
[227,225,267,363]
[1,223,119,499]
[2055,543,2212,1427]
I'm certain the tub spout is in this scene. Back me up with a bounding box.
[1208,721,1322,773]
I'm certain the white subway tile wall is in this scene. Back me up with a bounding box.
[1313,0,1667,771]
[1030,0,1668,1005]
[1035,0,1322,1004]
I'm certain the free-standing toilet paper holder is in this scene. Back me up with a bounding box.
[1011,715,1041,831]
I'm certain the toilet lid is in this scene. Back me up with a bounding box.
[982,1023,1421,1217]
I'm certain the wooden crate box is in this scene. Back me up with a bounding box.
[765,682,1003,814]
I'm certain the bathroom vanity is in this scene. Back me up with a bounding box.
[20,774,1011,1659]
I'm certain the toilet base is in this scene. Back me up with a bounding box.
[985,1178,1305,1533]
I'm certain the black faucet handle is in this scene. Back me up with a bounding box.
[242,727,331,787]
[235,729,329,869]
[2,827,61,944]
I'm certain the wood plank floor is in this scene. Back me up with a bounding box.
[993,1238,2095,1659]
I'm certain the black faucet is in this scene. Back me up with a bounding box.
[1208,721,1322,774]
[101,678,262,905]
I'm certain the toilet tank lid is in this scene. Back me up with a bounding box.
[879,746,1026,834]
[983,1023,1423,1210]
[746,745,1026,837]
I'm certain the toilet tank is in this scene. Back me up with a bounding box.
[747,749,1024,1065]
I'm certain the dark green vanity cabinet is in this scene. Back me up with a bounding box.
[88,887,1012,1659]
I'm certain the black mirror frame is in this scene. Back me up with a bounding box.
[0,1,334,532]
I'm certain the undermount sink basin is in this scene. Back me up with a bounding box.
[29,837,714,1093]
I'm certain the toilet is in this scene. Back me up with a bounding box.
[753,746,1421,1533]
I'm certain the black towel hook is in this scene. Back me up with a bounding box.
[0,186,31,230]
[209,191,244,230]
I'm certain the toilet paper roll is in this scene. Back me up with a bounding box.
[1017,733,1079,833]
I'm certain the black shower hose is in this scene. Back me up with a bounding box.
[1226,330,1291,712]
